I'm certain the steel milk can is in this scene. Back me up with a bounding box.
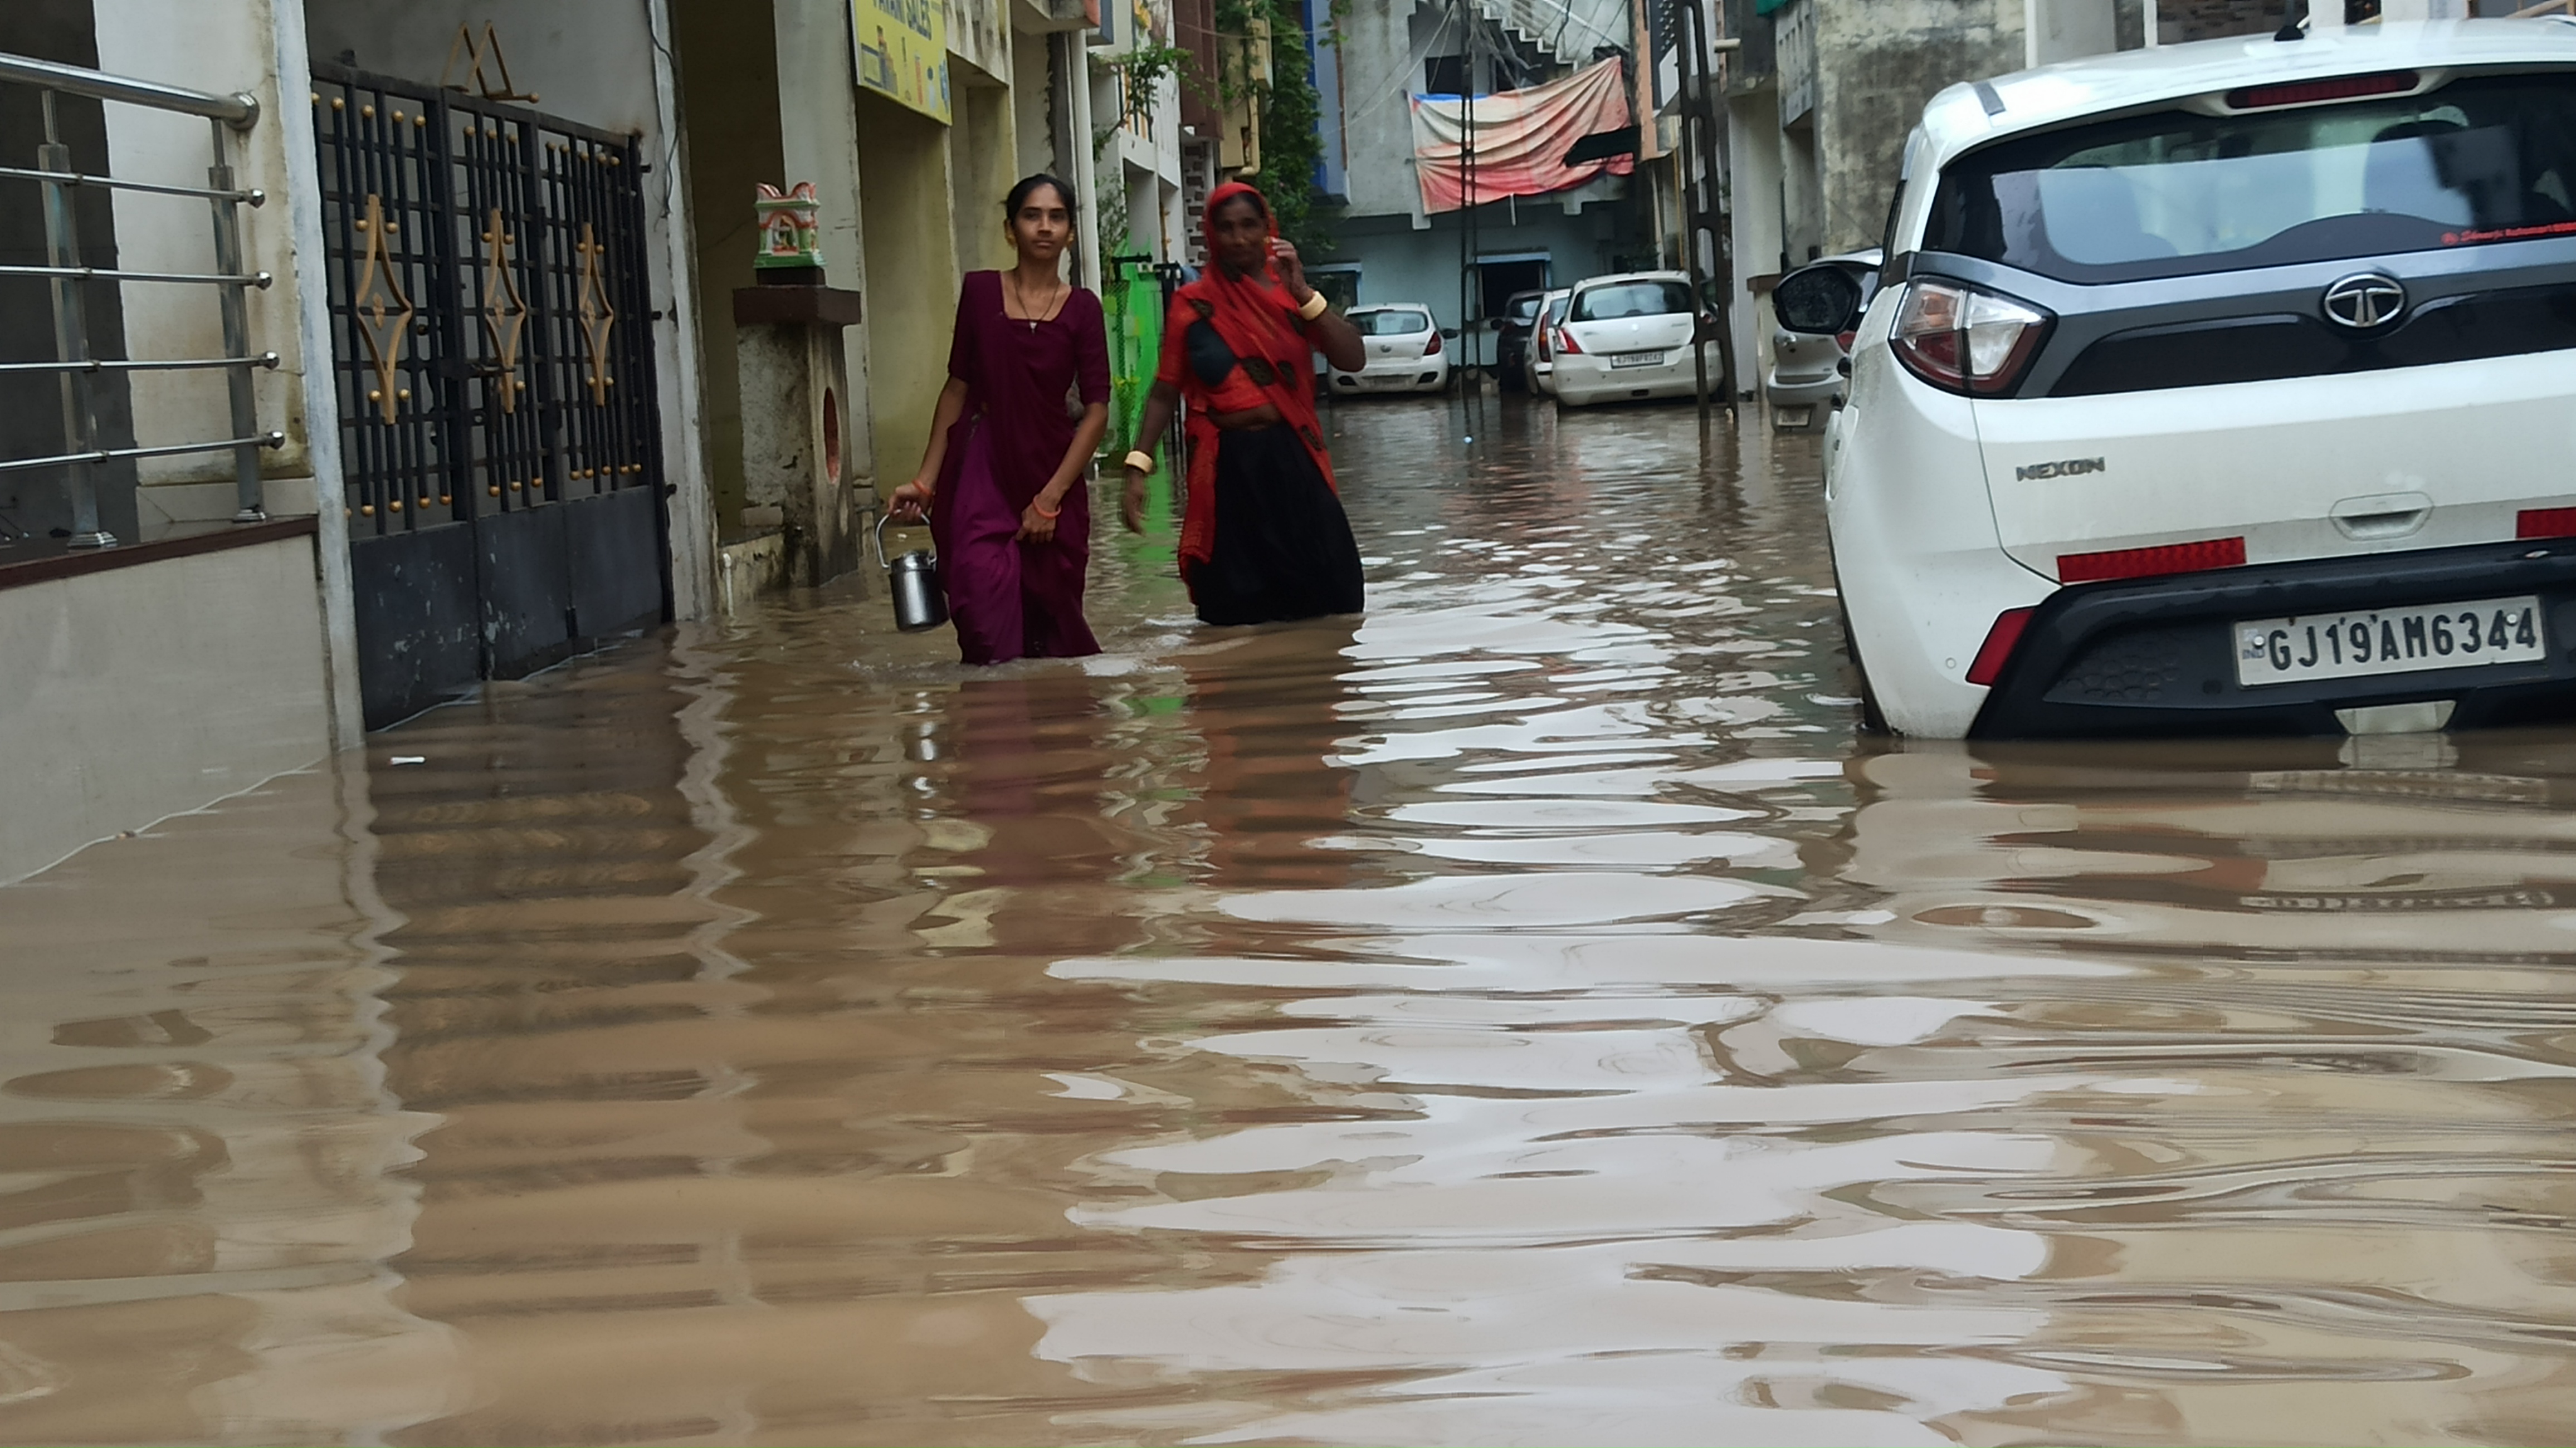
[873,513,949,633]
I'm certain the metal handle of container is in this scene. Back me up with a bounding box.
[875,510,935,570]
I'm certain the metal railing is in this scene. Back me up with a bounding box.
[0,51,282,546]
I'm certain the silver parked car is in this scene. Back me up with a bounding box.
[1524,287,1571,395]
[1764,248,1881,428]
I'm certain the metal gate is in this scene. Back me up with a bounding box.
[313,64,668,728]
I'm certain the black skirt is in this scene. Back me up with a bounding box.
[1187,424,1365,627]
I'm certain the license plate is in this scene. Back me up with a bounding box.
[1609,351,1666,369]
[2235,595,2545,687]
[1363,373,1408,388]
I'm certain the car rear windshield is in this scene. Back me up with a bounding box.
[1925,73,2576,283]
[1571,280,1692,321]
[1356,309,1431,336]
[1507,295,1543,323]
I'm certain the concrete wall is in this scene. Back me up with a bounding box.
[774,0,878,505]
[856,92,960,498]
[1336,0,1436,221]
[0,536,334,884]
[952,77,1020,275]
[2029,0,2118,64]
[300,0,716,622]
[1810,0,2022,256]
[92,0,324,528]
[672,0,786,542]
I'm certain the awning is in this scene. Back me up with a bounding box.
[1411,58,1634,216]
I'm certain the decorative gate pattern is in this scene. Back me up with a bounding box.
[314,63,667,728]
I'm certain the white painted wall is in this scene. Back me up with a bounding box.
[0,535,334,884]
[93,0,320,526]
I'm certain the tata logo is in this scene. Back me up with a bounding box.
[2015,457,2106,481]
[2322,272,2407,330]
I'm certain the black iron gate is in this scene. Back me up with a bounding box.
[313,65,669,728]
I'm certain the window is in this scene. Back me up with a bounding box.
[1355,309,1432,336]
[1424,54,1469,97]
[1926,74,2576,283]
[1570,280,1692,321]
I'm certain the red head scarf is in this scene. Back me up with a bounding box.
[1156,181,1337,576]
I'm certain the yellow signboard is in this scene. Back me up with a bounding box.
[853,0,948,123]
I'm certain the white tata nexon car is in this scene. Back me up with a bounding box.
[1777,19,2576,738]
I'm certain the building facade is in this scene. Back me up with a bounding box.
[1323,0,1651,358]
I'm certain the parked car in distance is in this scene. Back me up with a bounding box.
[1525,287,1572,395]
[1787,18,2576,740]
[1765,247,1881,429]
[1494,288,1548,390]
[1330,305,1449,394]
[1547,271,1723,407]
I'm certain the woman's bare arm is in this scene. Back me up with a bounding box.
[1305,304,1364,373]
[1120,380,1182,534]
[1017,400,1110,544]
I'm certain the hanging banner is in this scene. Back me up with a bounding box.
[853,0,949,123]
[1411,58,1633,214]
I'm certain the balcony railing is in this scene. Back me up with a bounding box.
[0,51,282,547]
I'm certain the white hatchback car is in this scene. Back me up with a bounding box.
[1780,18,2576,739]
[1548,271,1725,407]
[1330,305,1449,394]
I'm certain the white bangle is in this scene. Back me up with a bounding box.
[1123,449,1154,473]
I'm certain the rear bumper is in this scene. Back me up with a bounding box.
[1764,370,1842,407]
[1331,359,1448,393]
[1971,538,2576,739]
[1555,348,1721,404]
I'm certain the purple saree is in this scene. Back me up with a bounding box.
[931,270,1109,665]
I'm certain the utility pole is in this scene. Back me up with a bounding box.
[1675,0,1737,420]
[1456,0,1481,389]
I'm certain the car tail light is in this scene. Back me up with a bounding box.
[1891,280,2051,397]
[1555,327,1582,356]
[1835,330,1856,351]
[2057,536,2246,584]
[1425,329,1442,356]
[2519,507,2576,540]
[1967,607,2037,687]
[2227,71,2416,111]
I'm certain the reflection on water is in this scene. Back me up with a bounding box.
[5,398,2576,1444]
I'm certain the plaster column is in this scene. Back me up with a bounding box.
[1063,31,1102,293]
[773,0,877,502]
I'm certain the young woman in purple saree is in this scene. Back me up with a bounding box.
[890,176,1109,664]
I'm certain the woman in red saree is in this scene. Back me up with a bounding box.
[1119,182,1367,625]
[890,175,1109,664]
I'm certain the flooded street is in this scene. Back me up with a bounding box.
[11,395,2576,1445]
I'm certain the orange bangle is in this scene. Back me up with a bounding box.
[1032,500,1061,519]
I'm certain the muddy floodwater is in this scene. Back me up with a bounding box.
[9,397,2576,1445]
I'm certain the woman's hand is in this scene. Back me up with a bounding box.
[1270,237,1310,304]
[887,479,933,524]
[1016,492,1062,545]
[1121,464,1149,534]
